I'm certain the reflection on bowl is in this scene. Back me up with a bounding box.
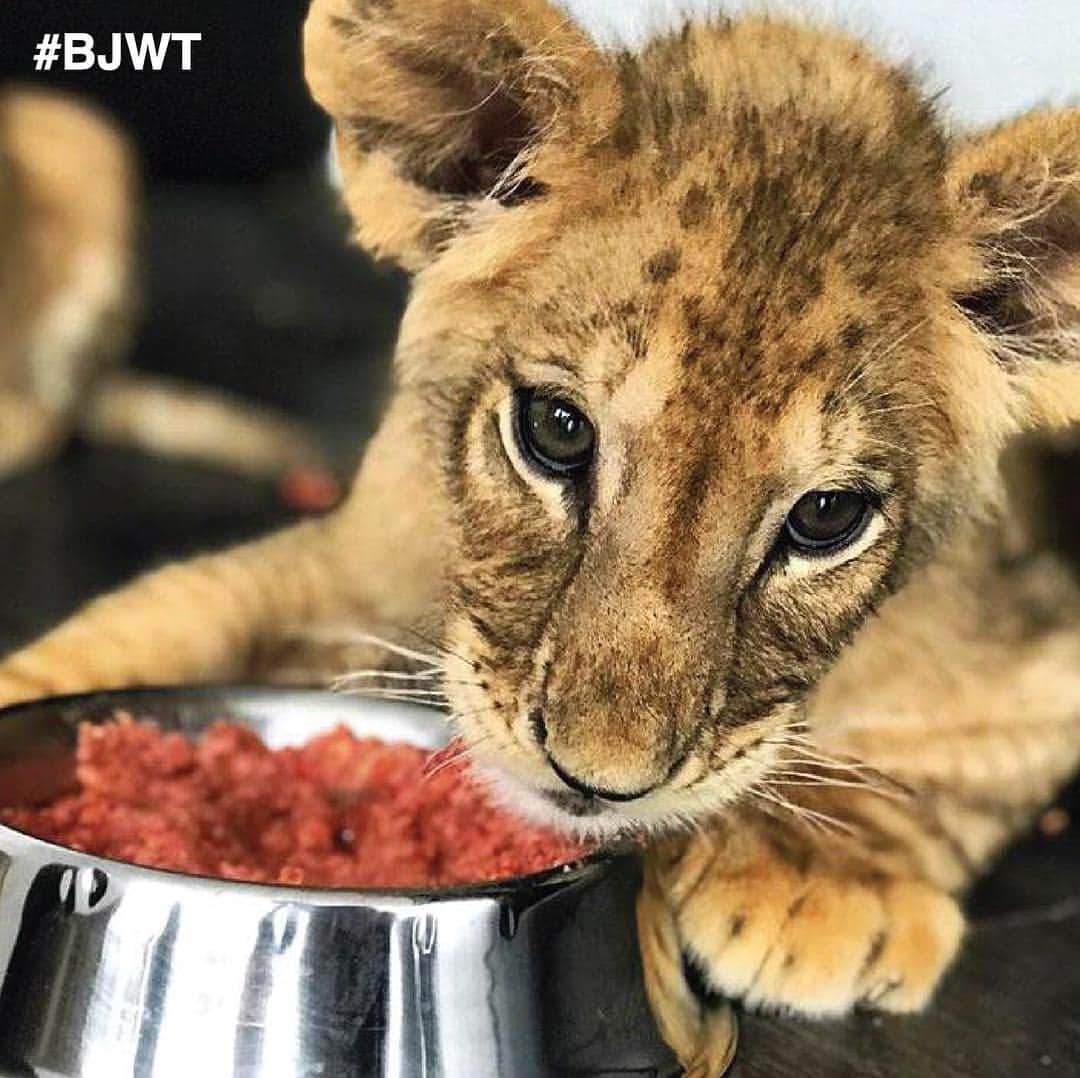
[0,687,677,1078]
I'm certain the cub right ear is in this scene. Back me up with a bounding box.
[948,108,1080,430]
[304,0,612,271]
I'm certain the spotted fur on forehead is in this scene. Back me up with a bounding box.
[496,20,957,405]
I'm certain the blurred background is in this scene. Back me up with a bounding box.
[0,0,408,649]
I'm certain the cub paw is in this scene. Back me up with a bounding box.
[641,832,965,1023]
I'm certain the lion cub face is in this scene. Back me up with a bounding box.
[307,0,1080,832]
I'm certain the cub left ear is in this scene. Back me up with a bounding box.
[304,0,612,272]
[948,108,1080,428]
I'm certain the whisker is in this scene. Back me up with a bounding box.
[773,737,907,775]
[422,743,472,779]
[401,625,482,672]
[360,686,449,698]
[313,629,446,669]
[750,784,859,838]
[767,766,875,783]
[768,728,872,756]
[332,668,443,684]
[335,686,450,703]
[421,733,496,783]
[332,671,480,693]
[765,733,914,797]
[769,746,880,774]
[768,773,908,801]
[421,755,463,783]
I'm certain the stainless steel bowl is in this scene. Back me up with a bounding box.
[0,688,677,1078]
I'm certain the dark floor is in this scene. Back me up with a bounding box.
[0,179,1077,1078]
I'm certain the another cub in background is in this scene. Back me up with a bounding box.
[0,87,326,481]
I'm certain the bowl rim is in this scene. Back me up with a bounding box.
[0,685,626,904]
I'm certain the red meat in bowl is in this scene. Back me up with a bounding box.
[1,712,587,888]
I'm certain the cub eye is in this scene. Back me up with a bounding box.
[515,388,595,477]
[785,491,870,553]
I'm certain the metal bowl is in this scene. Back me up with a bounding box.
[0,687,677,1078]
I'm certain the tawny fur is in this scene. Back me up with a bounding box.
[0,87,325,480]
[0,88,134,475]
[1,4,1078,1072]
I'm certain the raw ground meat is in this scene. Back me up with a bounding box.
[0,713,588,887]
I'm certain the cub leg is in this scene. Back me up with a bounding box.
[0,395,450,705]
[0,518,341,705]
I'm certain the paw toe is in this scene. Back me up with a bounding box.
[746,877,886,1016]
[855,881,964,1013]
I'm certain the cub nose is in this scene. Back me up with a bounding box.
[546,752,656,803]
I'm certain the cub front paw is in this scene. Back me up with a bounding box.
[640,829,965,1025]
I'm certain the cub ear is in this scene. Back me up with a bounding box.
[304,0,610,271]
[948,108,1080,429]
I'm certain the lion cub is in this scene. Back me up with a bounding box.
[0,88,324,481]
[1,2,1078,1071]
[0,89,134,476]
